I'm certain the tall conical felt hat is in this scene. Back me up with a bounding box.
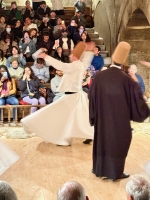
[112,41,131,65]
[72,42,86,59]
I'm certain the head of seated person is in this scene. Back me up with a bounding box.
[50,10,57,19]
[93,46,101,56]
[0,180,18,200]
[28,28,38,42]
[80,32,91,43]
[41,32,50,43]
[36,58,45,69]
[126,175,150,200]
[57,181,89,200]
[0,15,6,26]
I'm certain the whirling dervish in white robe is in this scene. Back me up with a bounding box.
[21,42,94,146]
[0,141,19,175]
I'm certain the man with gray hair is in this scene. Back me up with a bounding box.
[0,180,18,200]
[57,181,89,200]
[128,64,145,93]
[126,175,150,200]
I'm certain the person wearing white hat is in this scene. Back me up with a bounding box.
[21,42,95,146]
[89,41,150,181]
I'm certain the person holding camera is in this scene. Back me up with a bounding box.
[0,65,19,122]
[18,66,46,113]
[19,31,36,62]
[37,1,51,20]
[6,46,26,68]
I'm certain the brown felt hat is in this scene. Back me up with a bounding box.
[71,42,86,59]
[112,41,131,65]
[10,57,18,63]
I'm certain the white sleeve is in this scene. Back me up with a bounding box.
[80,51,94,69]
[32,49,43,60]
[44,55,75,73]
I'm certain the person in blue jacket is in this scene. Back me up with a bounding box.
[91,46,104,71]
[128,64,145,93]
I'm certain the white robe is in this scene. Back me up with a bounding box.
[0,141,19,175]
[21,51,94,145]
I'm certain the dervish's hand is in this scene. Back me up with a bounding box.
[139,60,150,67]
[85,41,95,51]
[38,53,47,59]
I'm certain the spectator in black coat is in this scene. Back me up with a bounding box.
[13,20,23,43]
[37,32,54,55]
[37,1,51,20]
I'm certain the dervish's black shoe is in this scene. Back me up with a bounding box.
[113,173,130,181]
[91,169,94,174]
[83,139,93,144]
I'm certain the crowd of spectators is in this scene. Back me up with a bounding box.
[0,0,106,123]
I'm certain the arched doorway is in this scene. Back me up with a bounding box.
[122,8,150,92]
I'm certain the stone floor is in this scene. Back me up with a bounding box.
[0,122,150,139]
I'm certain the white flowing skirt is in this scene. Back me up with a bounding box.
[0,141,19,176]
[21,91,94,145]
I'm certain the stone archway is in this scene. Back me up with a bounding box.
[94,1,111,54]
[121,8,150,92]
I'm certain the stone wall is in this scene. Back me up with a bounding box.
[93,0,150,91]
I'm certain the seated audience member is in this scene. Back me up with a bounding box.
[18,66,46,113]
[54,46,65,62]
[21,0,35,21]
[6,1,22,26]
[74,0,86,13]
[0,0,6,10]
[91,46,104,71]
[0,65,19,122]
[53,30,74,62]
[8,57,24,80]
[73,25,90,45]
[88,65,96,78]
[0,49,6,65]
[128,64,145,93]
[0,180,18,200]
[31,58,50,83]
[49,10,57,27]
[82,69,91,93]
[0,34,18,58]
[126,175,150,200]
[23,17,38,31]
[53,17,66,39]
[38,16,51,33]
[51,69,65,102]
[57,181,89,200]
[0,15,6,39]
[1,24,14,41]
[19,31,36,62]
[7,46,26,68]
[37,32,54,55]
[51,0,64,15]
[72,11,86,27]
[39,85,55,104]
[37,1,51,20]
[80,31,91,43]
[13,20,23,43]
[28,28,38,44]
[67,19,78,41]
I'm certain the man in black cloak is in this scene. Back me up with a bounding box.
[89,41,150,181]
